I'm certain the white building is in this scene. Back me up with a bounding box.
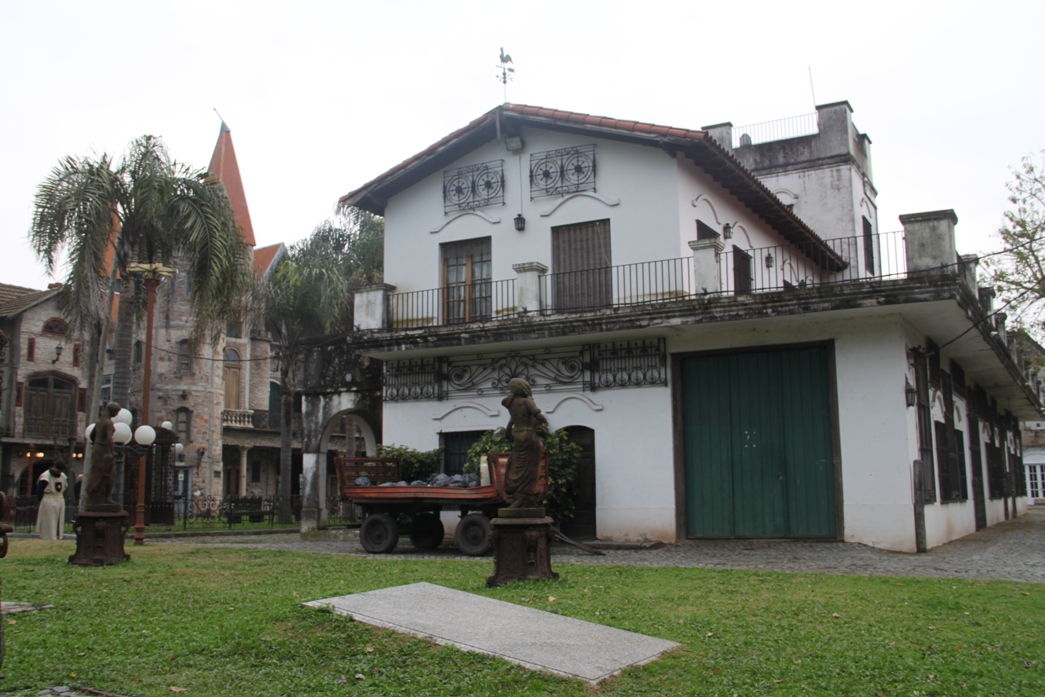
[304,103,1040,552]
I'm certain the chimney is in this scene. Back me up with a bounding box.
[900,210,958,275]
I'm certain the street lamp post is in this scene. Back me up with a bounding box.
[126,262,175,545]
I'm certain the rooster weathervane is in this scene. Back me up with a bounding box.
[496,47,515,102]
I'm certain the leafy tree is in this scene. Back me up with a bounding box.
[464,427,580,524]
[374,444,443,483]
[255,209,381,523]
[30,136,251,420]
[986,150,1045,332]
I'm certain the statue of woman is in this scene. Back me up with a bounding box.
[501,378,548,509]
[85,402,121,510]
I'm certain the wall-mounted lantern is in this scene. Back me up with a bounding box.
[905,378,917,407]
[722,223,734,239]
[514,214,526,232]
[52,344,63,364]
[765,253,775,269]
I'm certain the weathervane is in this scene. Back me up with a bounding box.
[496,47,514,103]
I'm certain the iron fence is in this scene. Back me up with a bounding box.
[390,278,516,329]
[379,231,909,327]
[539,257,693,313]
[6,494,362,534]
[732,112,820,148]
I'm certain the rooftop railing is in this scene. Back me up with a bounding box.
[380,230,908,329]
[732,112,819,148]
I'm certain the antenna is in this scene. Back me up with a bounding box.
[807,67,817,109]
[496,47,515,103]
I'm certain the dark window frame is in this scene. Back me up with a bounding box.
[175,407,192,444]
[441,430,487,476]
[733,245,753,294]
[862,216,875,275]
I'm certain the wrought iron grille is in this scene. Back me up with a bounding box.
[530,145,596,199]
[384,358,445,401]
[442,160,505,214]
[445,347,589,397]
[383,339,668,400]
[590,339,667,390]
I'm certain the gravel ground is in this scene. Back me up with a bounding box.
[156,507,1045,584]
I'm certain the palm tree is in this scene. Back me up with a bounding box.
[255,247,349,523]
[30,135,252,420]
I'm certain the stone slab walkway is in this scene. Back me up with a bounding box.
[305,581,679,683]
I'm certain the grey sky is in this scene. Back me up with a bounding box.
[2,0,1042,290]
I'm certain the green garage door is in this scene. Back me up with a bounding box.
[681,345,837,538]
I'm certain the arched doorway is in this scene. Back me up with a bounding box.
[561,426,596,540]
[223,348,241,409]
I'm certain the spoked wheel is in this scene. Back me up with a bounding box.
[409,513,445,550]
[360,513,400,554]
[455,513,492,556]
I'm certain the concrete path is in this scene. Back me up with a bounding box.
[305,581,679,683]
[161,508,1045,583]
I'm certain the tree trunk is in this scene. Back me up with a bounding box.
[110,274,136,411]
[277,364,294,525]
[79,266,120,511]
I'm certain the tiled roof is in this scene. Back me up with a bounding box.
[338,104,843,270]
[0,283,57,319]
[253,243,285,280]
[208,122,257,247]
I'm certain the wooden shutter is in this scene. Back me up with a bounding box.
[733,246,753,294]
[551,219,612,310]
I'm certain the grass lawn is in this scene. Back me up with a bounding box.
[0,541,1042,696]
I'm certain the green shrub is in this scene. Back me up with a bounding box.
[465,427,580,524]
[375,443,443,483]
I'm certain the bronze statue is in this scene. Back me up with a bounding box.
[85,402,121,510]
[501,378,548,508]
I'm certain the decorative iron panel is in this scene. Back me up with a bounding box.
[530,145,596,199]
[383,339,669,401]
[384,358,445,401]
[445,347,589,397]
[589,339,667,390]
[443,160,505,214]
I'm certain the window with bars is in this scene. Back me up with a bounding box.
[442,237,492,324]
[441,430,486,475]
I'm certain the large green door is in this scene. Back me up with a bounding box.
[682,345,837,538]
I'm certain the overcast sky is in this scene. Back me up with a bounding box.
[2,0,1042,290]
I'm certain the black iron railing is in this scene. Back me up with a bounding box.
[381,231,909,327]
[390,278,516,329]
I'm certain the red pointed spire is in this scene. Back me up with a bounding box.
[207,121,256,247]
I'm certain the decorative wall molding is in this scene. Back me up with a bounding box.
[429,209,502,234]
[432,402,501,421]
[690,194,723,224]
[538,191,620,217]
[544,393,604,414]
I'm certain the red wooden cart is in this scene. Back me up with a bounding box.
[334,453,548,555]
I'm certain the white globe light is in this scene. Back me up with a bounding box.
[114,408,133,425]
[134,425,157,446]
[85,423,95,441]
[113,422,133,444]
[174,443,185,455]
[161,421,173,431]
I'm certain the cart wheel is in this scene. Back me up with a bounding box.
[360,513,400,554]
[409,513,445,550]
[455,513,492,556]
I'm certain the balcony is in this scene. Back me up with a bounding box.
[370,231,908,331]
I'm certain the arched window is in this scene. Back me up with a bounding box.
[42,318,68,337]
[175,407,192,443]
[223,348,241,409]
[133,340,143,365]
[176,340,193,375]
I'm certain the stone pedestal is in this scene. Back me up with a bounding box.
[68,510,130,566]
[486,508,558,587]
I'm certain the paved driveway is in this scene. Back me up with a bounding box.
[159,508,1045,584]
